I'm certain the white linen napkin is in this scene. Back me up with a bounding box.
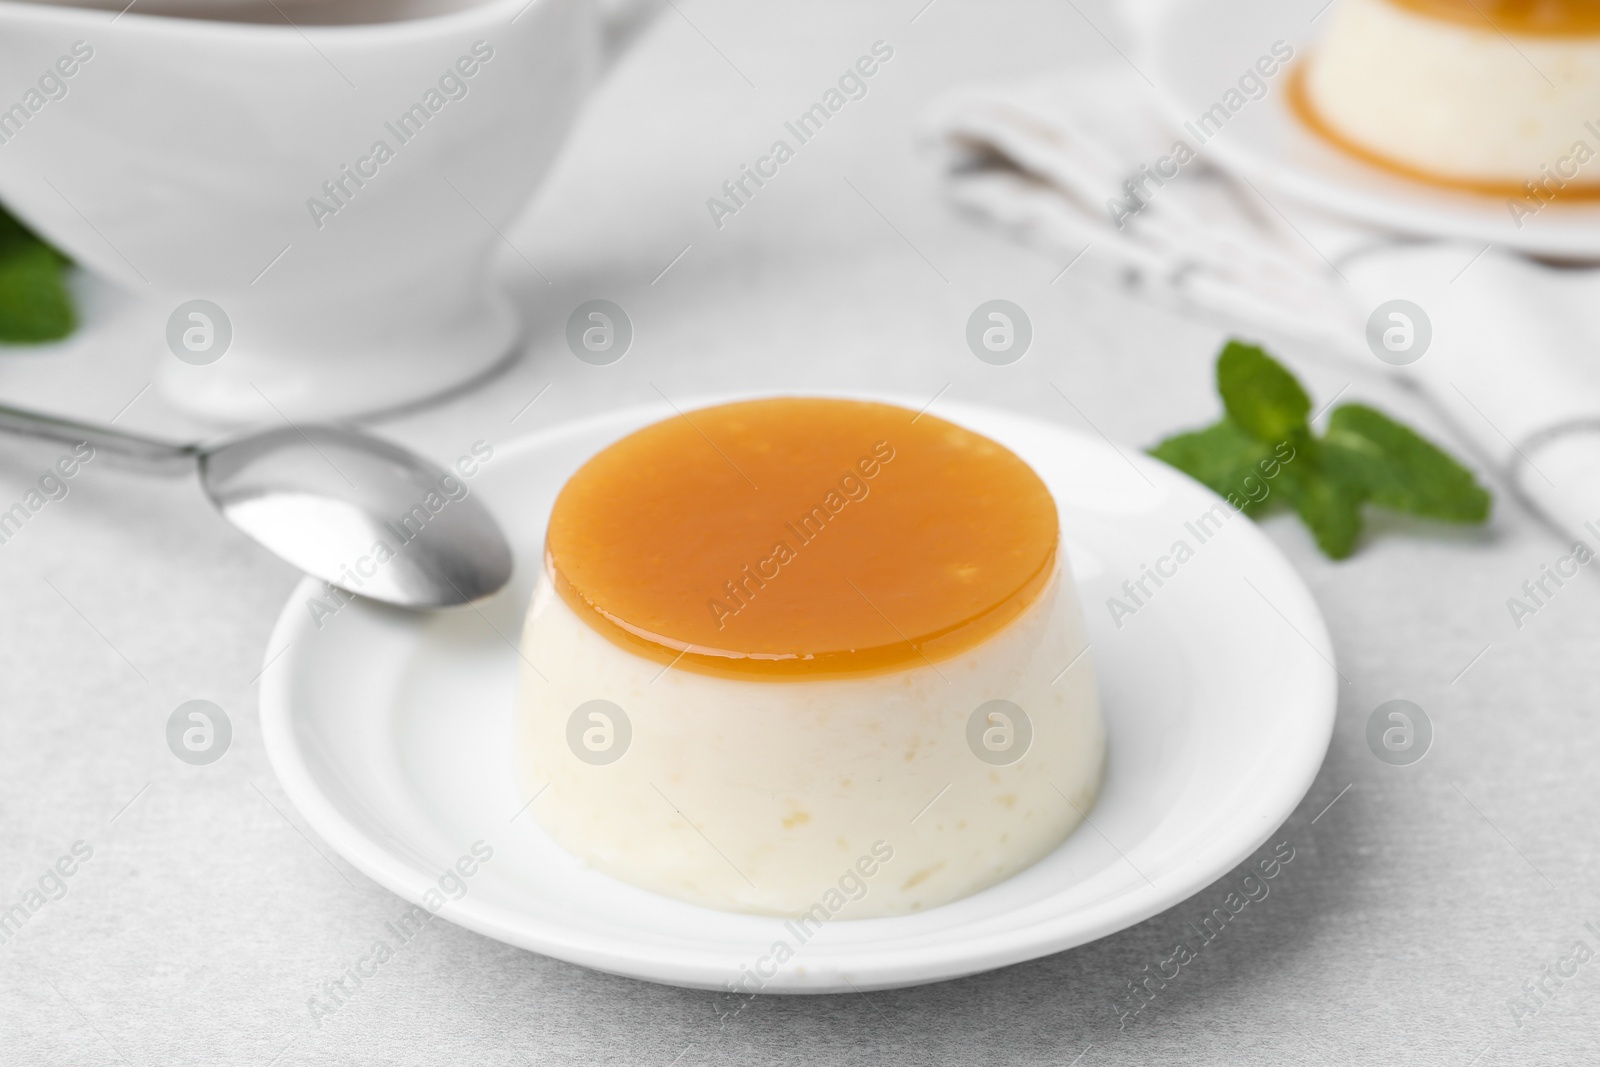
[924,62,1600,546]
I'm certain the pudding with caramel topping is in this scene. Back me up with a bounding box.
[1296,0,1600,194]
[514,397,1104,917]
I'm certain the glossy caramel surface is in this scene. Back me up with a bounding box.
[544,397,1059,679]
[1389,0,1600,35]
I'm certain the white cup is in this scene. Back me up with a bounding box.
[0,0,652,421]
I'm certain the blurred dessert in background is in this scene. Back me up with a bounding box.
[1294,0,1600,195]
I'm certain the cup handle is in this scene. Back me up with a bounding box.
[597,0,664,72]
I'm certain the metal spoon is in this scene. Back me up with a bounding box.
[0,403,513,609]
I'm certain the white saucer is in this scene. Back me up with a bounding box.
[1145,0,1600,259]
[258,398,1337,993]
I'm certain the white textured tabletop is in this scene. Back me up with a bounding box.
[3,1,1598,1064]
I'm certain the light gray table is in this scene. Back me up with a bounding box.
[3,1,1598,1063]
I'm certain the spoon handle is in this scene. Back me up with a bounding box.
[0,403,196,468]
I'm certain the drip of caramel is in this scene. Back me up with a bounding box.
[1388,0,1600,35]
[543,397,1059,680]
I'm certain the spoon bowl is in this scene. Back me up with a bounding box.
[0,404,513,609]
[203,426,513,608]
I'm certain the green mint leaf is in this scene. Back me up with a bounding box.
[0,203,74,344]
[1279,465,1367,560]
[1323,403,1491,523]
[1216,340,1312,444]
[1148,418,1280,517]
[1148,338,1492,561]
[0,203,65,263]
[0,204,36,256]
[0,242,75,343]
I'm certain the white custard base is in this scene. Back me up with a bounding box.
[1306,0,1600,184]
[514,563,1104,918]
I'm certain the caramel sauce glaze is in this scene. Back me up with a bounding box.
[544,397,1059,680]
[1389,0,1600,35]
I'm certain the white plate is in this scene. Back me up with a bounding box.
[258,398,1337,993]
[1144,0,1600,258]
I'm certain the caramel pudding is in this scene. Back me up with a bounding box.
[1296,0,1600,194]
[515,397,1104,917]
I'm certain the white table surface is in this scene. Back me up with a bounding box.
[3,1,1599,1063]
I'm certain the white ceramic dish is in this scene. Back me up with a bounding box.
[0,0,655,422]
[1144,0,1600,259]
[258,397,1337,993]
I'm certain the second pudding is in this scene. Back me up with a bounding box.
[1297,0,1600,192]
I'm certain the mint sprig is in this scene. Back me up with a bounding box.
[1149,340,1491,559]
[0,203,75,344]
